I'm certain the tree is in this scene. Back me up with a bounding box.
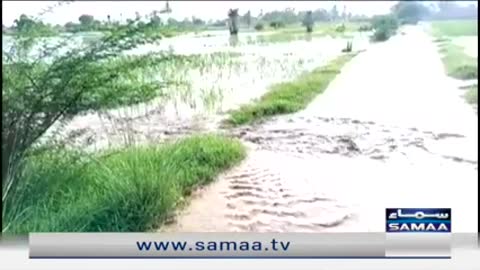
[244,10,251,28]
[228,9,239,35]
[303,11,314,33]
[78,14,94,26]
[391,1,430,24]
[2,14,166,214]
[330,5,339,22]
[13,14,36,32]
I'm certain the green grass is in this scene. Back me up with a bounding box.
[465,84,478,105]
[2,135,246,233]
[225,52,358,126]
[431,20,478,37]
[431,20,478,82]
[438,42,477,80]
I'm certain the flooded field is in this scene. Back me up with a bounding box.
[4,24,477,234]
[45,30,370,150]
[162,25,478,233]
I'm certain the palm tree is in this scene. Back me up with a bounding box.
[228,9,239,35]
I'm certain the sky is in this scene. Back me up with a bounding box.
[2,1,399,26]
[2,1,477,26]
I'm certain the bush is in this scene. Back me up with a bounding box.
[254,23,264,31]
[371,15,399,42]
[335,24,346,32]
[269,21,285,29]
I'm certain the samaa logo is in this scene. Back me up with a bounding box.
[386,208,451,233]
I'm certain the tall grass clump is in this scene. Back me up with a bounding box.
[225,52,359,126]
[2,135,246,233]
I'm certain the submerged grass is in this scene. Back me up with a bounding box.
[225,52,358,126]
[2,135,246,233]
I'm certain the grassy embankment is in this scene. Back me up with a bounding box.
[3,135,246,233]
[225,52,359,126]
[431,20,478,105]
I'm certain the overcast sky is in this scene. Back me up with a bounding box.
[2,1,477,26]
[2,1,400,26]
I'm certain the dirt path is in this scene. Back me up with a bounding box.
[162,25,478,233]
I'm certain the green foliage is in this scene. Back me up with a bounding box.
[371,15,399,42]
[269,21,286,29]
[335,24,346,33]
[78,14,95,26]
[2,135,246,233]
[225,53,358,126]
[431,20,478,37]
[391,1,430,25]
[465,85,478,105]
[438,43,477,80]
[2,18,167,207]
[254,22,265,31]
[11,14,57,37]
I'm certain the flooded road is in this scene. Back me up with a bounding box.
[163,25,478,233]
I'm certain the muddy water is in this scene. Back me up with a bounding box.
[162,25,478,233]
[50,32,368,151]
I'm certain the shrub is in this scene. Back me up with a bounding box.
[254,23,264,31]
[371,15,399,42]
[269,21,285,29]
[335,24,346,33]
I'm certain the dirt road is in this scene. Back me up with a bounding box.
[162,25,478,233]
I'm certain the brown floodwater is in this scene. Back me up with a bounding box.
[39,25,477,233]
[161,25,478,233]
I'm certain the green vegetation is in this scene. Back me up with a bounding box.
[432,20,478,80]
[465,84,478,105]
[6,14,58,37]
[431,20,478,107]
[254,22,265,31]
[438,43,477,80]
[391,1,430,25]
[371,15,399,42]
[431,20,478,37]
[2,135,246,233]
[225,52,358,126]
